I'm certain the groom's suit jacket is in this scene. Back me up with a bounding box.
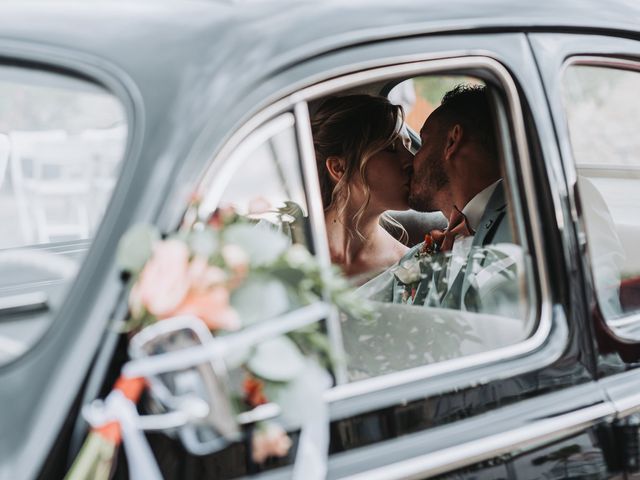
[391,183,522,316]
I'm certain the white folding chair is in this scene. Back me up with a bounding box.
[0,134,9,189]
[80,124,127,231]
[9,130,92,244]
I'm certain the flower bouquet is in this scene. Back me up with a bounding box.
[66,202,367,480]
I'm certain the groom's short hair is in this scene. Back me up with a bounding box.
[434,84,498,161]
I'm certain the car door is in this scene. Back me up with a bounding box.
[302,33,610,480]
[530,31,640,479]
[165,30,615,479]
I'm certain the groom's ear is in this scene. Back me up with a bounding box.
[326,156,346,184]
[444,124,463,161]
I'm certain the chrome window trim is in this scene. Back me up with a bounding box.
[293,101,349,385]
[339,401,615,480]
[559,55,640,334]
[196,54,557,406]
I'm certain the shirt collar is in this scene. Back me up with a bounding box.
[461,179,501,231]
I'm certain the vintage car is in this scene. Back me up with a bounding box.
[1,0,640,478]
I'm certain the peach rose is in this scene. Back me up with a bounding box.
[188,255,226,291]
[251,423,292,464]
[172,286,240,331]
[137,240,190,317]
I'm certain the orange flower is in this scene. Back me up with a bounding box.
[172,287,240,331]
[207,205,237,229]
[419,233,437,255]
[243,375,267,407]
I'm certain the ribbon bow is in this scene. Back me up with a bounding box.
[430,206,475,252]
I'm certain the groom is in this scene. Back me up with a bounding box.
[391,84,521,316]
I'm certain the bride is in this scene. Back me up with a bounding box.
[311,94,414,283]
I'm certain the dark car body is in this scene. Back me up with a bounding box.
[1,1,640,479]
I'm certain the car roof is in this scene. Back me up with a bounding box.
[1,0,639,78]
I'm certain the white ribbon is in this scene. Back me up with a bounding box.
[289,362,332,480]
[83,390,163,480]
[292,398,329,480]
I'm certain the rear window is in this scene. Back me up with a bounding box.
[0,65,127,364]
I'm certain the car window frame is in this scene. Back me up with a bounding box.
[529,30,640,346]
[0,40,145,480]
[194,54,559,417]
[560,55,640,333]
[0,57,139,368]
[299,56,550,406]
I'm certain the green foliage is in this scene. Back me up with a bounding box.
[116,224,159,274]
[412,76,484,106]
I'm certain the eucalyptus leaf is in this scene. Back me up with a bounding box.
[231,276,290,325]
[116,224,160,273]
[269,266,306,288]
[188,228,219,258]
[247,336,305,382]
[223,223,289,266]
[263,358,332,427]
[277,200,305,223]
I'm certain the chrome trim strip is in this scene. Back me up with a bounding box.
[0,291,48,315]
[611,390,640,418]
[292,102,331,269]
[340,402,614,480]
[293,100,349,385]
[568,56,640,71]
[197,54,556,404]
[600,368,640,418]
[606,315,640,329]
[559,55,640,337]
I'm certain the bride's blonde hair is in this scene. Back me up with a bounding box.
[311,94,408,243]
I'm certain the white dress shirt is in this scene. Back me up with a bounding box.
[446,180,501,286]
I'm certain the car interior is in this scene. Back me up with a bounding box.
[303,73,536,380]
[307,76,455,248]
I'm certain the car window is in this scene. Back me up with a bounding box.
[310,74,536,381]
[198,113,312,326]
[388,75,483,132]
[0,65,127,365]
[561,63,640,330]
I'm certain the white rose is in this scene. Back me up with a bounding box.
[393,259,422,284]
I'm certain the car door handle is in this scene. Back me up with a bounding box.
[0,292,49,317]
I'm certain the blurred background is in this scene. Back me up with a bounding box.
[0,67,126,249]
